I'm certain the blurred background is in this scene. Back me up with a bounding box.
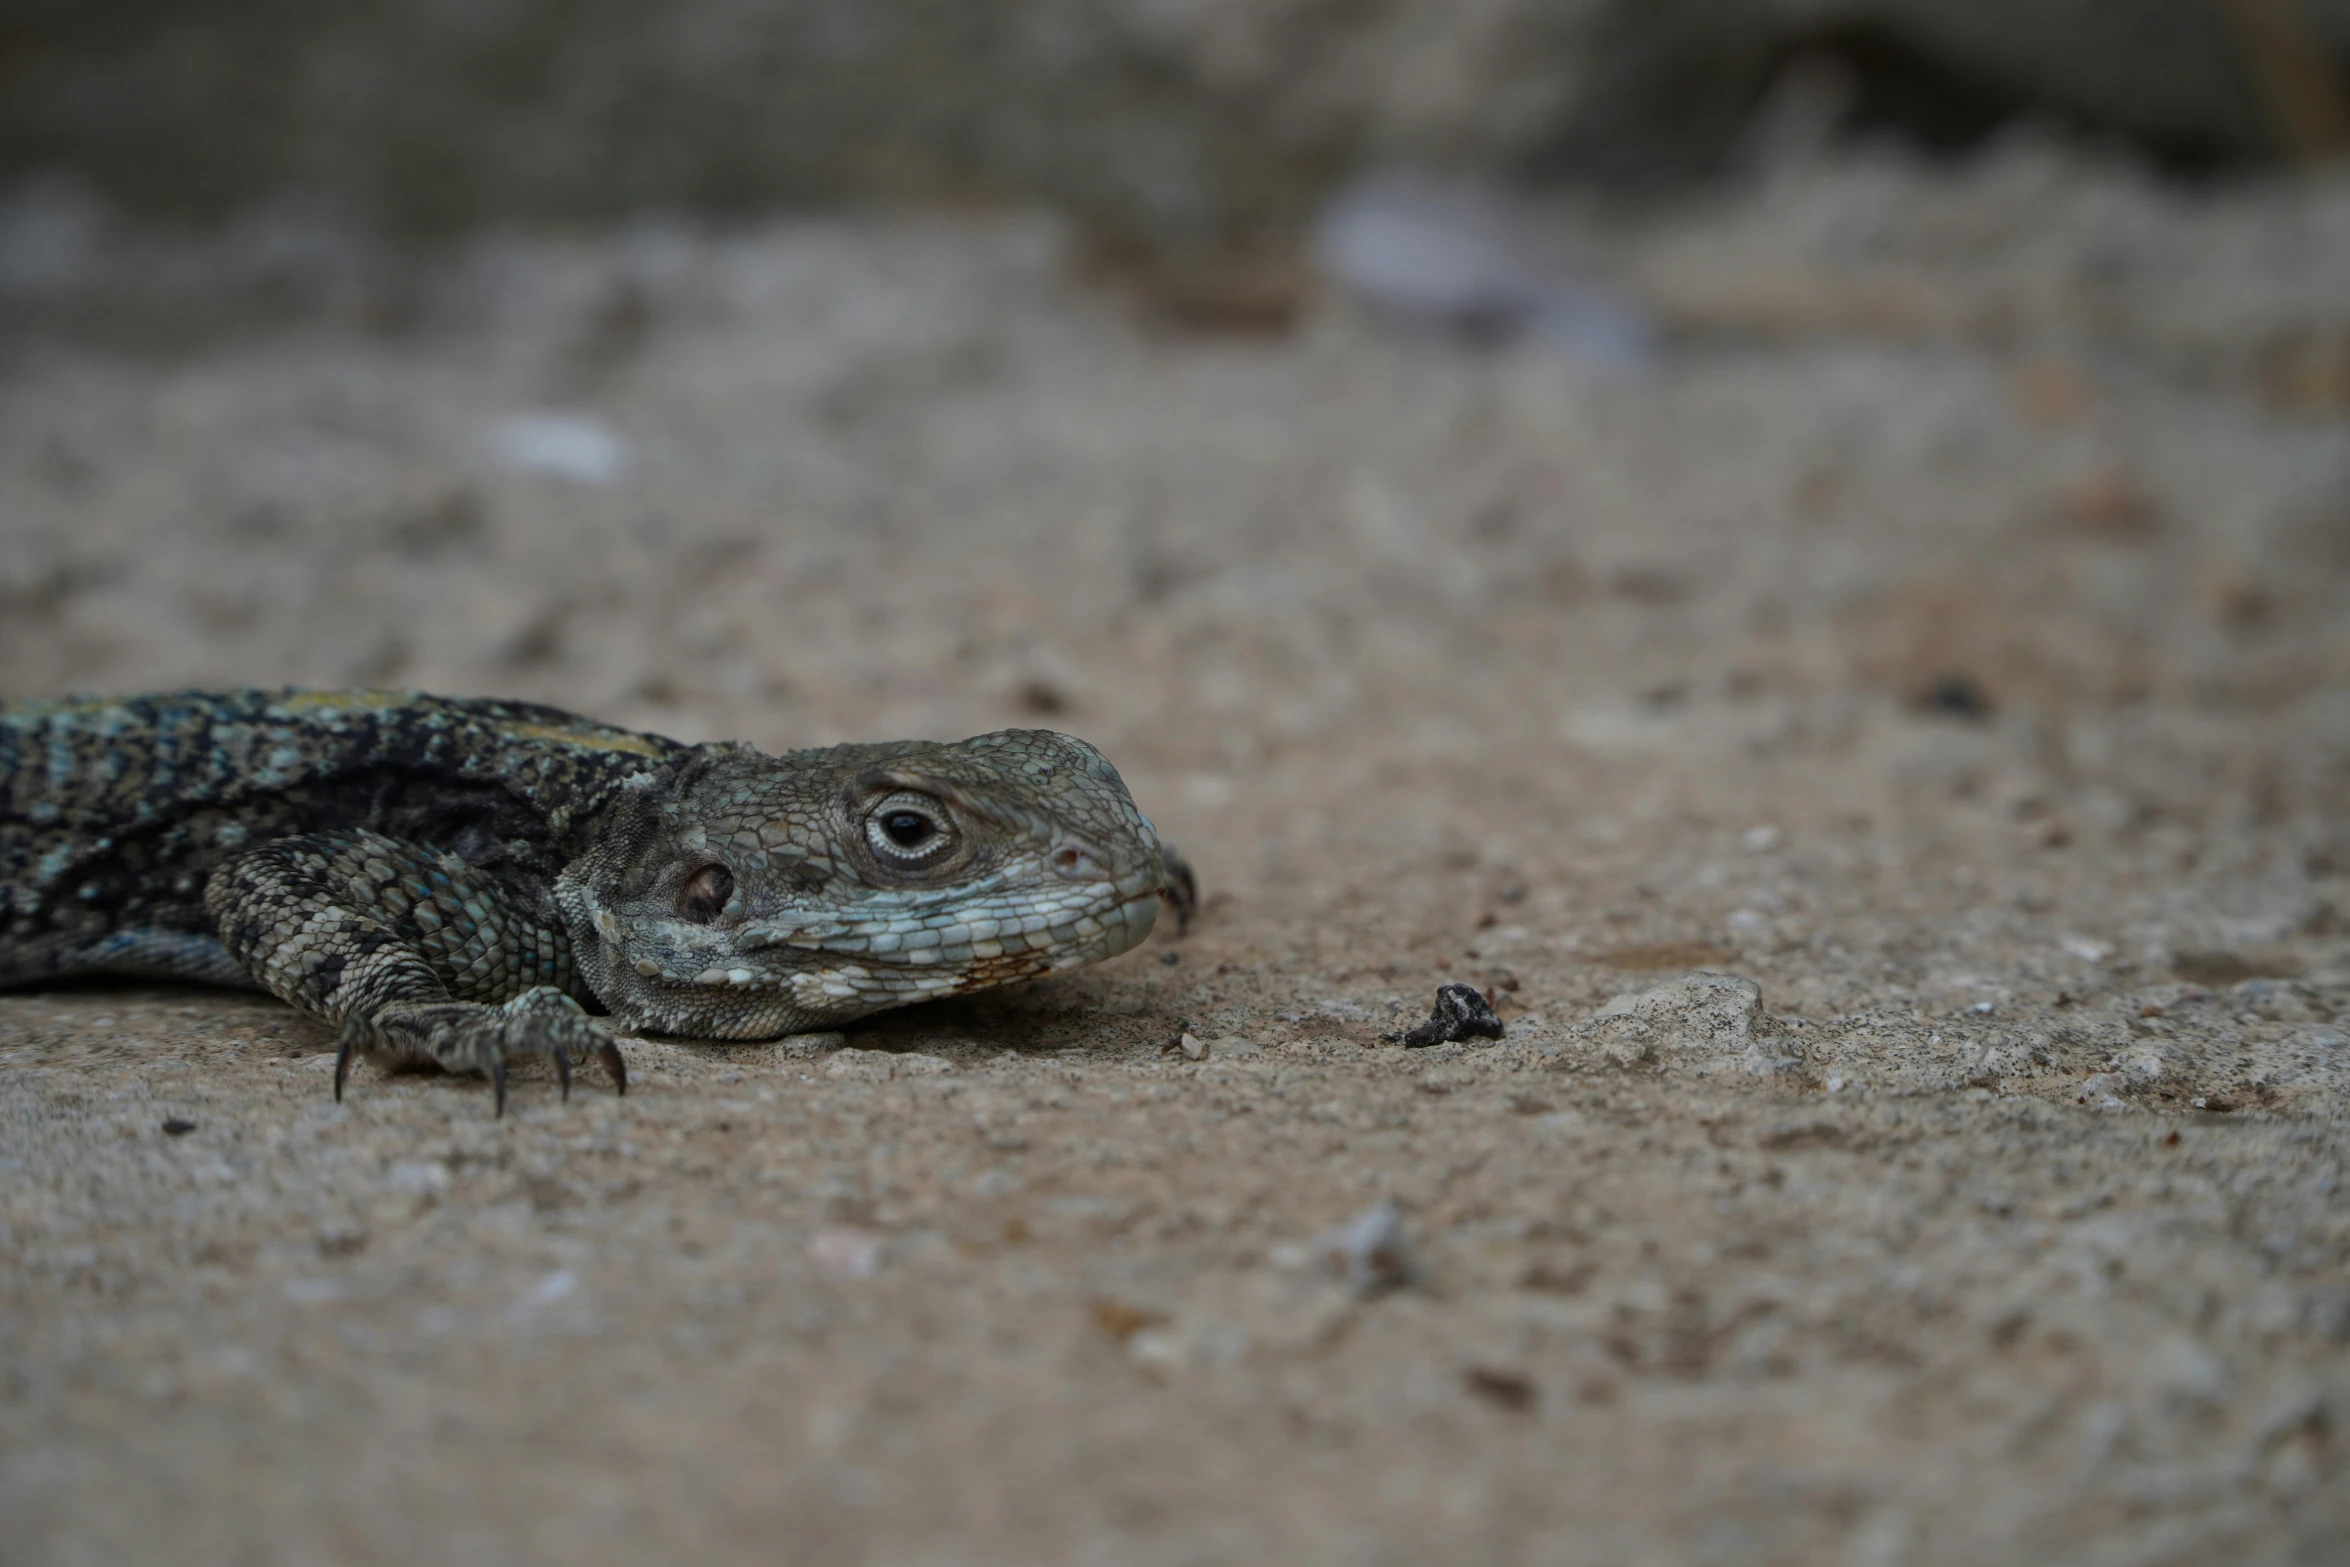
[4,0,2348,978]
[2,0,2345,860]
[4,0,2350,963]
[7,0,2350,236]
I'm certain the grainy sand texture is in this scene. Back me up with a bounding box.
[4,149,2349,1564]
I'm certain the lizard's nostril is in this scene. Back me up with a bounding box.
[1053,844,1093,877]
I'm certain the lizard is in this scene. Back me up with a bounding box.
[0,689,1192,1114]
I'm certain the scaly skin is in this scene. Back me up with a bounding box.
[1,690,1185,1112]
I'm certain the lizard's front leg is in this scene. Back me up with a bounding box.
[205,830,626,1114]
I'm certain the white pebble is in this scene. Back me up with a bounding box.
[1310,1200,1413,1294]
[808,1226,885,1280]
[489,411,631,485]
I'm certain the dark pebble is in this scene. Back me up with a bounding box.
[1394,983,1505,1047]
[160,1118,197,1136]
[1921,672,1993,720]
[1462,1365,1539,1413]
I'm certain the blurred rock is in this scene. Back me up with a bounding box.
[807,1226,886,1279]
[0,178,107,294]
[489,412,631,486]
[1591,972,1767,1071]
[1311,171,1652,363]
[1302,1200,1414,1295]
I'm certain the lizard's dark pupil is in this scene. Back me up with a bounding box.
[883,812,932,847]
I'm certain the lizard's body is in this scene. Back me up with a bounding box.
[1,689,1179,1110]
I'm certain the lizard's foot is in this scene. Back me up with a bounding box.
[338,986,628,1116]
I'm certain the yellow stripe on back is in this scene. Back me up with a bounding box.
[494,720,670,758]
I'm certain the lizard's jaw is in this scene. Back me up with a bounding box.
[733,867,1161,964]
[584,883,1161,1041]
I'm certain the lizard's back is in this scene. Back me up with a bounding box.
[1,689,683,987]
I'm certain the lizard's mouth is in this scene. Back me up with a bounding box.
[589,870,1163,994]
[589,885,1163,1042]
[624,886,1158,1018]
[728,881,1161,969]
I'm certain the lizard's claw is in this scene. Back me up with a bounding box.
[1159,845,1200,936]
[541,1036,625,1099]
[338,987,625,1115]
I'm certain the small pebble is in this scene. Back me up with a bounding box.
[1921,672,1993,720]
[1394,983,1505,1047]
[489,411,631,486]
[1462,1366,1539,1413]
[159,1118,196,1136]
[1175,1033,1261,1062]
[315,1224,368,1257]
[2076,1073,2127,1107]
[1089,1299,1170,1342]
[776,1031,847,1059]
[808,1226,885,1279]
[1310,1200,1413,1294]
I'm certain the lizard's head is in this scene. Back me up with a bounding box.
[554,730,1172,1039]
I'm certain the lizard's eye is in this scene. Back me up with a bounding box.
[677,863,733,923]
[864,791,958,868]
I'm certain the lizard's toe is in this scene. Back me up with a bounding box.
[488,989,623,1112]
[345,990,625,1114]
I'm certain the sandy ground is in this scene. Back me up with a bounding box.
[4,148,2349,1564]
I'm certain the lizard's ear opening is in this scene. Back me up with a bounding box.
[677,863,734,924]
